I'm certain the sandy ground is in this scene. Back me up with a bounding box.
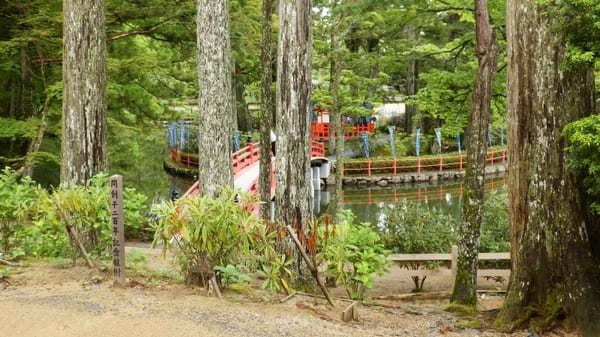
[0,247,573,337]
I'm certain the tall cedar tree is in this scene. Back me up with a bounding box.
[275,0,313,239]
[494,0,600,334]
[259,0,275,219]
[451,0,498,306]
[196,0,234,197]
[61,0,108,185]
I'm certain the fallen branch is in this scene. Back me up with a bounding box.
[280,291,297,303]
[0,258,20,267]
[209,275,222,298]
[285,225,335,307]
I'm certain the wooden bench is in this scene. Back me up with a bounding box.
[387,245,510,289]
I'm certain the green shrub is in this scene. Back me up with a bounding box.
[151,187,264,288]
[0,167,39,257]
[320,210,391,299]
[480,191,510,253]
[563,114,600,214]
[214,264,252,288]
[25,173,148,259]
[382,202,458,291]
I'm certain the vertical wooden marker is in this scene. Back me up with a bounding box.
[110,175,126,287]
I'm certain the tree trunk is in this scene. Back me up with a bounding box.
[404,26,419,133]
[196,0,234,197]
[329,13,344,221]
[450,0,498,307]
[259,0,275,219]
[494,0,600,334]
[61,0,107,185]
[275,0,313,236]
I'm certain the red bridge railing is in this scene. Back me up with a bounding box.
[178,140,326,202]
[311,122,376,140]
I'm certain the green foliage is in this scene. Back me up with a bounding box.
[564,114,600,214]
[258,254,294,293]
[24,173,148,259]
[480,191,510,253]
[0,167,39,255]
[214,264,252,288]
[151,188,262,286]
[382,201,458,272]
[383,201,458,292]
[320,210,390,299]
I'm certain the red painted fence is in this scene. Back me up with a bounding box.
[342,177,507,205]
[311,122,376,140]
[342,149,507,177]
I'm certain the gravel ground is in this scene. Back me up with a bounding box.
[0,254,572,337]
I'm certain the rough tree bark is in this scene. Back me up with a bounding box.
[196,0,234,197]
[275,0,313,231]
[329,12,344,221]
[494,0,600,334]
[451,0,498,306]
[61,0,107,185]
[259,0,275,219]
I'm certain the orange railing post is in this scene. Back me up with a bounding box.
[417,158,421,174]
[368,160,372,176]
[502,149,506,164]
[459,154,463,170]
[490,151,494,166]
[439,156,443,172]
[393,158,397,175]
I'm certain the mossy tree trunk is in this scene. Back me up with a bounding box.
[450,0,498,306]
[494,0,600,334]
[196,0,234,197]
[259,0,275,219]
[275,0,313,242]
[61,0,107,185]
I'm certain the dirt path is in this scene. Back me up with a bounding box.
[0,254,567,337]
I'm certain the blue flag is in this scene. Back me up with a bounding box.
[361,132,370,159]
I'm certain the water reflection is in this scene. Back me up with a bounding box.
[315,175,507,225]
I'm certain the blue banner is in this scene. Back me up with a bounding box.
[457,133,462,155]
[388,126,396,157]
[434,128,442,154]
[233,130,240,152]
[500,128,505,147]
[416,128,421,157]
[361,132,370,159]
[179,120,185,150]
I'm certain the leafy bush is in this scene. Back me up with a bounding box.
[480,191,510,253]
[0,167,39,257]
[25,173,148,260]
[214,264,252,288]
[382,201,458,291]
[151,188,264,288]
[320,210,391,299]
[564,114,600,214]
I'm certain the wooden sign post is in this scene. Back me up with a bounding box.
[110,175,126,287]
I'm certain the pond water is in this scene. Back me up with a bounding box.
[314,176,507,225]
[161,169,507,225]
